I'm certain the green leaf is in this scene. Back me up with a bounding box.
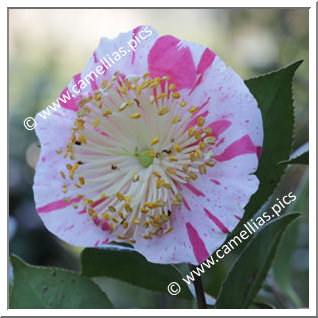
[241,60,302,222]
[249,301,275,309]
[81,246,192,299]
[273,175,308,307]
[10,255,114,309]
[277,150,309,165]
[215,213,301,309]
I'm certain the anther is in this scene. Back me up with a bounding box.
[150,136,160,146]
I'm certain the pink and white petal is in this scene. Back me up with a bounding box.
[134,152,259,265]
[186,54,263,153]
[73,26,159,94]
[147,37,262,157]
[33,109,113,247]
[148,35,198,91]
[35,185,112,247]
[34,108,76,182]
[57,26,159,112]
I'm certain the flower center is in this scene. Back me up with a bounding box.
[138,150,154,168]
[58,72,216,244]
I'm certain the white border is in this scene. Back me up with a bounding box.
[3,0,316,316]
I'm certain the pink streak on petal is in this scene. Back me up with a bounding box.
[77,208,86,215]
[256,146,263,159]
[94,241,99,247]
[73,73,81,91]
[208,120,232,139]
[131,26,142,64]
[204,208,230,233]
[216,137,225,147]
[184,183,205,197]
[198,96,211,112]
[186,110,209,131]
[92,198,106,208]
[210,179,221,185]
[148,35,196,90]
[102,238,109,245]
[100,220,111,231]
[186,222,209,264]
[185,97,211,130]
[93,217,101,226]
[41,156,46,162]
[93,52,98,63]
[91,79,98,91]
[64,224,75,231]
[214,134,257,162]
[37,197,82,214]
[197,48,216,74]
[183,197,191,211]
[234,215,242,220]
[59,88,79,111]
[189,48,216,95]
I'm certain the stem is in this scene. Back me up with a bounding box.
[189,264,207,309]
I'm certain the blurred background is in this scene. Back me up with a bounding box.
[9,8,309,308]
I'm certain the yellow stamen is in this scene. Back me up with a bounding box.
[153,171,162,178]
[195,149,202,159]
[169,155,178,162]
[119,102,128,112]
[199,142,207,150]
[189,106,199,114]
[179,100,187,107]
[188,127,195,137]
[78,135,87,144]
[166,167,176,175]
[169,83,176,91]
[101,79,108,89]
[124,203,132,213]
[198,164,207,175]
[141,207,149,214]
[158,107,169,116]
[194,130,202,140]
[162,182,171,189]
[93,120,100,128]
[108,206,116,213]
[203,127,212,134]
[122,221,129,229]
[197,116,206,127]
[173,144,182,153]
[205,136,216,144]
[150,136,160,146]
[130,113,142,119]
[164,227,174,234]
[116,192,125,201]
[172,115,181,124]
[146,150,156,158]
[190,153,196,162]
[69,162,79,179]
[132,218,141,225]
[79,176,85,185]
[101,213,110,221]
[103,109,112,116]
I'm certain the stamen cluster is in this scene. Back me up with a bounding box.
[57,72,216,243]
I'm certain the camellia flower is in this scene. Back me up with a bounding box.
[33,26,263,265]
